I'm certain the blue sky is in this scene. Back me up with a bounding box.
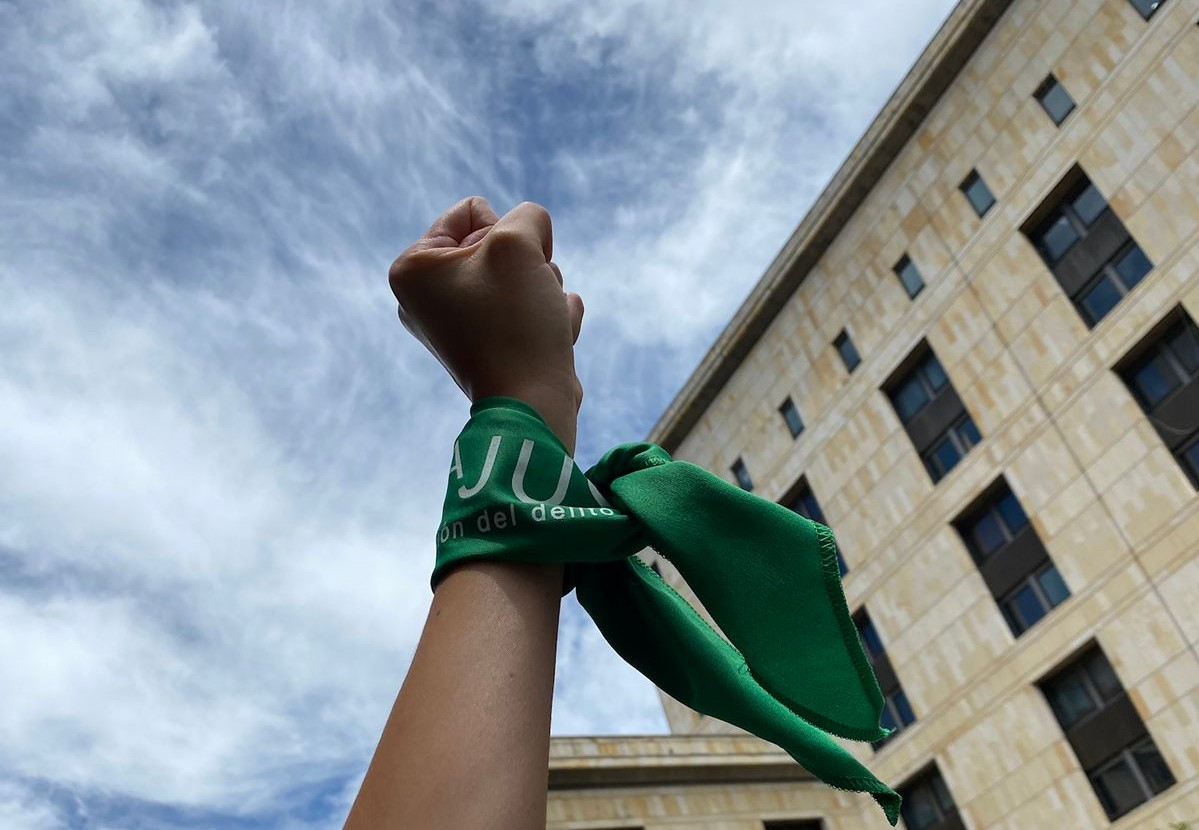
[0,0,958,826]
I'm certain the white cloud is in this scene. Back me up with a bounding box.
[0,781,65,830]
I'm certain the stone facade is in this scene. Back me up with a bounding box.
[550,0,1199,827]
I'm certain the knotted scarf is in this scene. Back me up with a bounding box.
[433,398,901,824]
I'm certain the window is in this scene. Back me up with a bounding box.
[886,345,980,483]
[1035,74,1076,125]
[1128,0,1166,19]
[1001,562,1070,634]
[891,351,950,422]
[731,457,754,491]
[923,415,981,480]
[1076,242,1153,327]
[960,169,995,217]
[956,479,1070,636]
[779,397,805,438]
[1090,738,1177,820]
[898,765,965,830]
[854,611,916,748]
[1118,309,1199,487]
[784,479,848,576]
[1025,169,1152,327]
[894,254,925,299]
[763,821,822,830]
[1031,180,1107,264]
[834,330,861,373]
[1040,645,1175,820]
[957,483,1028,559]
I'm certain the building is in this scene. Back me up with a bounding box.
[548,0,1199,827]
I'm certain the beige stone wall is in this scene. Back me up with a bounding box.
[653,0,1199,828]
[546,735,880,829]
[549,782,865,830]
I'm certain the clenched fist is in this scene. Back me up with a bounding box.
[389,197,585,452]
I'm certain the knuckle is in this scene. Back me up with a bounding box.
[519,201,550,222]
[482,226,530,257]
[387,254,414,296]
[388,245,439,295]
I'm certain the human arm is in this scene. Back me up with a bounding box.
[343,197,584,830]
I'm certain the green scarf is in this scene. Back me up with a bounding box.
[434,398,900,824]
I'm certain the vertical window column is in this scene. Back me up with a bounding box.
[897,765,965,830]
[1024,169,1153,327]
[854,611,916,747]
[954,478,1070,635]
[1040,645,1175,820]
[1118,308,1199,488]
[885,344,981,483]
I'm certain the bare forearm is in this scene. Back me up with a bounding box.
[356,197,583,829]
[345,560,564,830]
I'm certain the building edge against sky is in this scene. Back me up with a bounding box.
[548,0,1199,828]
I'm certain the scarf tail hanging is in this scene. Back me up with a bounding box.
[576,559,901,824]
[434,398,901,825]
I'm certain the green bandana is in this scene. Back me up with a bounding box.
[434,398,901,824]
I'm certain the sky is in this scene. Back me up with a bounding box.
[0,0,959,827]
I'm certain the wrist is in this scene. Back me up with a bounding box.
[513,390,579,455]
[474,382,579,454]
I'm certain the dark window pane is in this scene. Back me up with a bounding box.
[1046,673,1099,728]
[1039,565,1071,608]
[957,415,982,448]
[1114,244,1152,289]
[798,492,825,524]
[1080,275,1122,325]
[1007,583,1048,632]
[1133,741,1176,795]
[1038,77,1076,125]
[781,398,805,437]
[1073,183,1107,226]
[894,378,931,421]
[932,774,956,814]
[896,256,925,298]
[963,171,996,217]
[902,785,942,830]
[970,512,1007,558]
[1131,358,1178,407]
[1038,214,1080,262]
[732,459,753,491]
[923,354,949,391]
[996,491,1028,533]
[879,701,897,732]
[858,618,884,661]
[892,689,916,726]
[1169,321,1199,375]
[1085,651,1123,701]
[928,437,963,479]
[1091,756,1146,820]
[1129,0,1165,20]
[836,548,849,577]
[836,331,861,372]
